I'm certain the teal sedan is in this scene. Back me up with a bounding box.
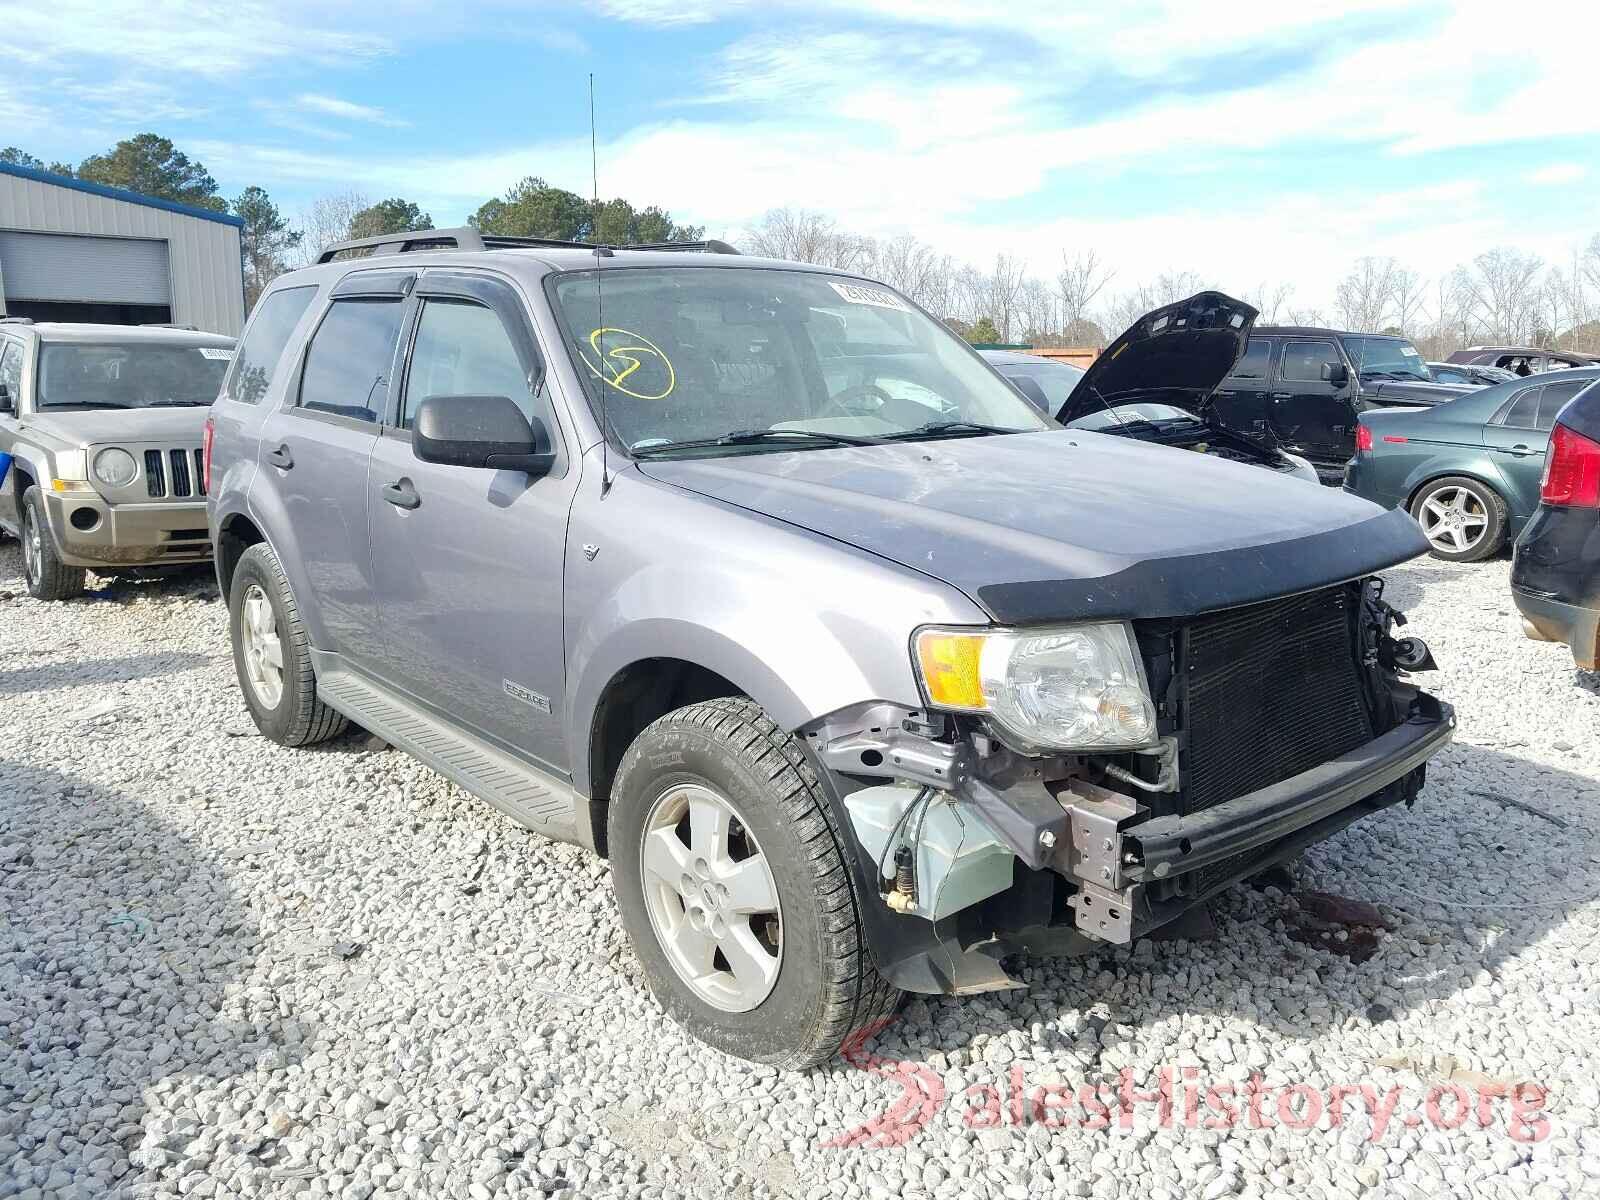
[1344,367,1600,561]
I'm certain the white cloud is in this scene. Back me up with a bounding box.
[295,93,406,127]
[1528,163,1587,187]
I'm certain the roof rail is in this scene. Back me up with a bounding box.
[140,322,199,330]
[0,316,34,325]
[316,226,741,264]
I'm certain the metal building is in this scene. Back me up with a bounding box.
[0,161,245,335]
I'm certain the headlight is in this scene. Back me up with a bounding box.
[92,448,138,488]
[914,622,1157,751]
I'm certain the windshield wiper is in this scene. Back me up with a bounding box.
[39,401,137,410]
[877,420,1025,441]
[630,428,880,457]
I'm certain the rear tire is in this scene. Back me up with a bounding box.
[228,542,347,746]
[609,696,901,1068]
[1409,476,1506,562]
[20,486,86,601]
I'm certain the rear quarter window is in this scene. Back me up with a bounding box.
[228,285,318,405]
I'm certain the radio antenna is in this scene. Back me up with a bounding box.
[590,72,613,496]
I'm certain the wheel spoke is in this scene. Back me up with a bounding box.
[1447,526,1467,550]
[669,920,718,979]
[260,638,284,670]
[688,792,732,866]
[1460,512,1486,528]
[719,925,780,1004]
[722,855,779,915]
[642,826,694,887]
[1422,499,1449,523]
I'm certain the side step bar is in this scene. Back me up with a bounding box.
[316,666,581,845]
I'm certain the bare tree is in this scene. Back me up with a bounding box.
[743,208,873,272]
[985,254,1029,342]
[1017,278,1058,341]
[1334,257,1396,332]
[873,234,952,313]
[1387,267,1427,335]
[1455,248,1544,344]
[1244,282,1294,324]
[291,190,370,266]
[1286,306,1329,327]
[1056,250,1114,335]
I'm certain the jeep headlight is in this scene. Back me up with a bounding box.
[914,622,1157,751]
[92,448,138,488]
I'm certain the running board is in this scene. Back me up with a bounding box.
[316,667,581,844]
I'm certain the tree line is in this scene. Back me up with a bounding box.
[2,135,703,311]
[744,208,1600,356]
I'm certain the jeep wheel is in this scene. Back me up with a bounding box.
[20,486,86,601]
[609,697,900,1068]
[228,542,347,746]
[1409,476,1506,562]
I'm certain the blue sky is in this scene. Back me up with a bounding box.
[2,0,1595,311]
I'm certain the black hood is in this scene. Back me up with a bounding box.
[1361,378,1476,406]
[1056,291,1258,425]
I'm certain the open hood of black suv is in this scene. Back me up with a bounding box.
[1056,291,1258,426]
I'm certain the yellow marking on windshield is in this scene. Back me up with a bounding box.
[579,327,676,400]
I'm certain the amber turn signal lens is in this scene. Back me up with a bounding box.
[914,630,987,710]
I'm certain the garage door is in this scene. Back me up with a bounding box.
[0,231,172,305]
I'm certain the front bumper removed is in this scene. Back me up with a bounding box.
[813,694,1454,994]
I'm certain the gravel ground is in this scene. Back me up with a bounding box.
[2,542,1598,1200]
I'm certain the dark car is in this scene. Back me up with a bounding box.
[1206,327,1473,480]
[981,295,1319,483]
[1512,379,1600,670]
[1343,368,1600,561]
[1427,361,1517,387]
[1447,346,1598,376]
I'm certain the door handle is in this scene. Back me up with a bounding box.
[265,444,293,470]
[1270,392,1292,400]
[382,478,420,509]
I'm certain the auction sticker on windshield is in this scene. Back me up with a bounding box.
[198,348,234,360]
[828,281,911,312]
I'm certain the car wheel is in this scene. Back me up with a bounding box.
[228,542,348,746]
[19,486,87,601]
[609,696,901,1068]
[1409,476,1507,562]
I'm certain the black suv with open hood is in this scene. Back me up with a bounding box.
[988,292,1318,483]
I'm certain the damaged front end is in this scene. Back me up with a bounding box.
[804,577,1454,996]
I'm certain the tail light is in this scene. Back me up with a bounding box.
[1542,423,1600,507]
[1354,424,1373,452]
[202,415,215,495]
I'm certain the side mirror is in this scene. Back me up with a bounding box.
[1321,361,1349,386]
[412,394,555,476]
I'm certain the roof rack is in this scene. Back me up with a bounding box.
[315,226,740,264]
[0,316,34,325]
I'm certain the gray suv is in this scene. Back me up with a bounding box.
[0,320,234,599]
[206,228,1453,1067]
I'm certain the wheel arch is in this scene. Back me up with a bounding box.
[1403,464,1509,513]
[215,509,268,597]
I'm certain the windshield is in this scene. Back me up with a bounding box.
[549,267,1052,455]
[1345,336,1431,381]
[993,361,1086,414]
[1066,403,1199,431]
[38,342,232,410]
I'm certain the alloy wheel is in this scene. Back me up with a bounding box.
[22,507,41,585]
[639,783,783,1013]
[1418,486,1488,555]
[239,584,285,708]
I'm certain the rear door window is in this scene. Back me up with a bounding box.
[298,298,406,423]
[1280,340,1339,382]
[229,285,317,404]
[1496,385,1543,428]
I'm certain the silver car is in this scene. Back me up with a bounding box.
[0,320,233,599]
[206,229,1452,1068]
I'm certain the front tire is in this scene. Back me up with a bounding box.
[228,542,347,746]
[1409,476,1506,562]
[609,697,901,1068]
[20,486,86,601]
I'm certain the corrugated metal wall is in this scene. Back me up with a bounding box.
[0,173,245,335]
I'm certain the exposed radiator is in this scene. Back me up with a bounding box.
[1180,585,1373,817]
